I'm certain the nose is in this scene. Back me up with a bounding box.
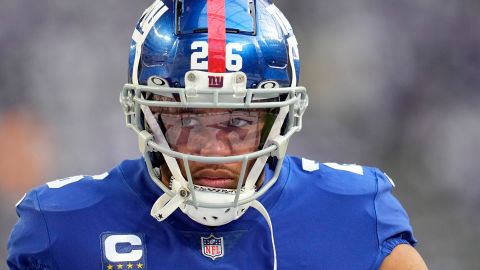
[199,129,232,156]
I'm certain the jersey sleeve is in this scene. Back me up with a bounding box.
[7,190,55,270]
[372,168,417,268]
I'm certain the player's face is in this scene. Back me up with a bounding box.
[156,107,270,189]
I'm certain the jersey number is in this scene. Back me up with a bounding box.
[191,41,243,71]
[46,173,108,189]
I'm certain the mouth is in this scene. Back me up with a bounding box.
[193,169,238,189]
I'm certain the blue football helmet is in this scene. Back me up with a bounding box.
[120,0,308,227]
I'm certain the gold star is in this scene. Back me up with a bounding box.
[127,263,133,269]
[117,264,124,269]
[136,263,144,269]
[107,265,113,270]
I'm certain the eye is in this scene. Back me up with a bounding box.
[181,116,200,127]
[229,117,251,128]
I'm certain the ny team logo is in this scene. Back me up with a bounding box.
[208,75,224,88]
[101,233,147,269]
[201,234,224,260]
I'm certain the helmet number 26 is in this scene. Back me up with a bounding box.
[191,41,243,71]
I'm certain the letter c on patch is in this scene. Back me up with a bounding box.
[104,234,143,262]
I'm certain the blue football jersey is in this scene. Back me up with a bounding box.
[7,156,416,269]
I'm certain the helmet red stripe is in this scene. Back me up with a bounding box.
[207,0,226,73]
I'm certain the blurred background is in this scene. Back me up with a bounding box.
[1,0,479,268]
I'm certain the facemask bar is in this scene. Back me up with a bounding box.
[120,73,308,209]
[125,86,306,108]
[142,104,290,209]
[139,115,293,209]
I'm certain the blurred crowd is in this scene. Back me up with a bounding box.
[1,0,479,269]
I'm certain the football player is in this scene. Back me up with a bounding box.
[8,0,427,269]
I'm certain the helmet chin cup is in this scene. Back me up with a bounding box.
[180,187,256,226]
[150,176,256,226]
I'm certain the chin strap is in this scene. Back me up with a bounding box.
[151,176,189,222]
[251,200,277,270]
[244,106,289,190]
[141,105,189,189]
[150,191,186,222]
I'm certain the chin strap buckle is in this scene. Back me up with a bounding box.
[151,188,190,222]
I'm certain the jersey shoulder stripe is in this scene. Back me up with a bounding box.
[287,156,393,196]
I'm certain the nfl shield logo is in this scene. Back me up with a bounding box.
[201,234,224,260]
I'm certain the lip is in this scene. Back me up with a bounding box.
[193,169,237,189]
